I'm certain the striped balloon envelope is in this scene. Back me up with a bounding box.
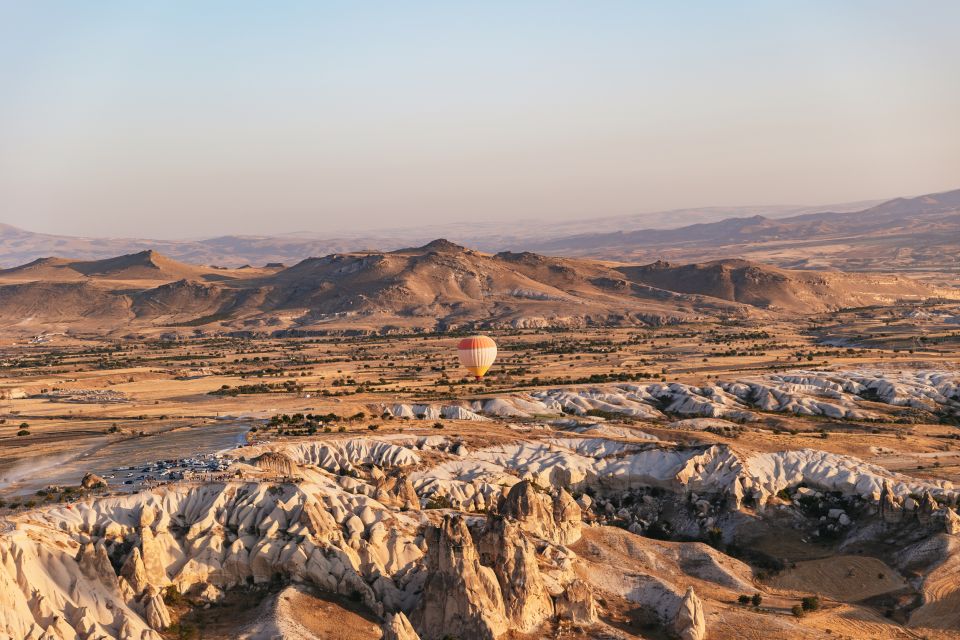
[457,335,498,379]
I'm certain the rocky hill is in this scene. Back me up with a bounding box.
[616,259,941,311]
[0,241,953,336]
[0,250,213,282]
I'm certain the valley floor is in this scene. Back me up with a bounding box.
[1,317,958,640]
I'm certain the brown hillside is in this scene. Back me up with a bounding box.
[0,241,952,336]
[618,259,943,312]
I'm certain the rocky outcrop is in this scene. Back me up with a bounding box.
[81,472,107,490]
[420,439,958,518]
[411,514,507,640]
[552,487,583,543]
[251,451,297,476]
[382,403,489,422]
[382,612,421,640]
[674,586,706,640]
[497,481,581,545]
[77,541,119,590]
[555,579,597,626]
[478,516,553,632]
[917,491,939,525]
[142,585,171,631]
[296,495,341,540]
[371,470,419,510]
[282,439,421,474]
[880,480,904,524]
[943,507,960,535]
[120,547,150,595]
[412,504,568,639]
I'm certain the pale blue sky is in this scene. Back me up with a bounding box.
[1,1,958,238]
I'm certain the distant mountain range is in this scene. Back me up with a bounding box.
[0,197,891,269]
[525,189,960,274]
[0,241,952,338]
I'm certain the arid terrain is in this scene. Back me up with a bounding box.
[0,239,956,339]
[4,0,958,635]
[1,278,959,639]
[1,186,959,640]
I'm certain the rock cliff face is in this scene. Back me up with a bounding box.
[411,514,508,640]
[417,439,958,516]
[412,501,575,639]
[251,451,298,476]
[1,477,423,640]
[917,491,938,525]
[407,481,586,638]
[142,585,171,631]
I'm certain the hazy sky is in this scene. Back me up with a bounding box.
[1,1,958,239]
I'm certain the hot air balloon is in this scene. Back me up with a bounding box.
[457,335,497,380]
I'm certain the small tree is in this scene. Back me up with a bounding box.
[751,593,763,607]
[801,596,820,612]
[738,595,751,605]
[792,604,805,618]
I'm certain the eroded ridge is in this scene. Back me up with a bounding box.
[2,410,959,640]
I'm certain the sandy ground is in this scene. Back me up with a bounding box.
[767,556,907,601]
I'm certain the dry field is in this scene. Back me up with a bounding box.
[3,307,958,494]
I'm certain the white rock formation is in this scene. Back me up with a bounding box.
[456,368,959,422]
[382,612,421,640]
[411,514,508,640]
[3,389,958,640]
[674,586,706,640]
[555,579,597,626]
